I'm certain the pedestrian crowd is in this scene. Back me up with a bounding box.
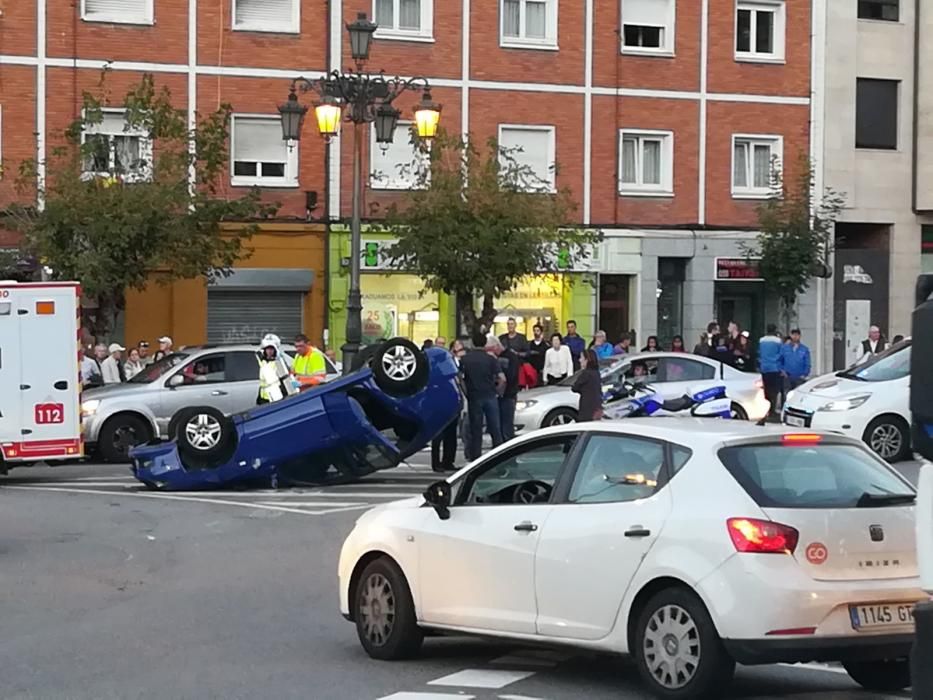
[80,336,173,387]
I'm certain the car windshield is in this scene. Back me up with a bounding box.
[558,359,622,387]
[838,340,911,382]
[718,442,915,509]
[128,353,189,383]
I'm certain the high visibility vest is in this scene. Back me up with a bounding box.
[293,348,327,386]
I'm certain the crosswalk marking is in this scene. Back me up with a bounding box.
[427,670,535,689]
[376,693,475,700]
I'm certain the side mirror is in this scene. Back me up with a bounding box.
[168,374,185,388]
[423,480,452,520]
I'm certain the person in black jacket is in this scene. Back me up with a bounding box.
[572,349,604,422]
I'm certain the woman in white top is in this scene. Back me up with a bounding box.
[543,333,573,385]
[124,347,145,380]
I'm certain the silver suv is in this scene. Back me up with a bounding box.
[81,344,338,462]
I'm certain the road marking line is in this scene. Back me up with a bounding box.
[376,693,475,700]
[13,481,140,488]
[778,662,847,675]
[427,670,535,689]
[256,501,366,507]
[71,476,135,481]
[1,485,320,516]
[498,695,547,700]
[305,504,375,515]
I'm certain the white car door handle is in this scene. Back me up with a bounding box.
[211,390,228,396]
[514,521,538,532]
[625,527,651,538]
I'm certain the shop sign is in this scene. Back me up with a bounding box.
[715,257,762,281]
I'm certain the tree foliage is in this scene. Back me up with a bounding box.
[744,153,846,331]
[379,129,598,333]
[7,72,278,337]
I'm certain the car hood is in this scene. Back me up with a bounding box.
[788,374,877,410]
[518,384,571,400]
[83,382,154,400]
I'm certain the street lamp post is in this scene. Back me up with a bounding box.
[278,12,441,374]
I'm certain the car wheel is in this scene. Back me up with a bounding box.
[354,557,423,660]
[98,414,152,463]
[634,588,735,700]
[174,406,238,469]
[371,338,429,397]
[863,415,910,462]
[542,407,577,428]
[730,403,748,421]
[842,659,910,691]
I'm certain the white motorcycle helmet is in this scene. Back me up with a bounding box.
[259,333,282,356]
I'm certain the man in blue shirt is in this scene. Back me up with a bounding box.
[757,324,784,424]
[781,328,811,392]
[564,319,586,371]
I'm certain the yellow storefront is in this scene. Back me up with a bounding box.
[123,223,327,349]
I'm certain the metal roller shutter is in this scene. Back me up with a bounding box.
[207,290,303,344]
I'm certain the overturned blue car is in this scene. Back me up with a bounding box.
[129,339,461,490]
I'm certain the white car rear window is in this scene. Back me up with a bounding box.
[718,443,915,509]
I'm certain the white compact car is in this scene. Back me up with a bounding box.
[338,420,922,699]
[514,352,769,432]
[783,339,911,461]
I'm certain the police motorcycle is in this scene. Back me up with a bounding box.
[602,378,733,420]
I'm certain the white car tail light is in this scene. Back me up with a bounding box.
[727,518,799,554]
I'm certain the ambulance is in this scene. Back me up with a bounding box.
[0,281,83,472]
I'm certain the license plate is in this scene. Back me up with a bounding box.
[849,603,915,630]
[785,414,806,427]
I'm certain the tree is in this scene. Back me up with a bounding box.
[743,153,846,332]
[379,129,598,335]
[7,72,278,338]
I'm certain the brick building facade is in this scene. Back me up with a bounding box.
[0,0,818,362]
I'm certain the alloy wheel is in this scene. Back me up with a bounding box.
[549,413,576,426]
[185,414,222,451]
[869,423,902,460]
[643,604,702,690]
[381,345,418,382]
[359,572,396,647]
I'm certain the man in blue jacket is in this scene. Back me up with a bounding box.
[563,319,586,371]
[757,324,784,424]
[781,328,811,392]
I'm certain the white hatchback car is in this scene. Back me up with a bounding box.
[339,420,923,699]
[783,339,911,461]
[514,352,769,432]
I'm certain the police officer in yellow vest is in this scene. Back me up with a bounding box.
[292,333,327,390]
[257,334,297,405]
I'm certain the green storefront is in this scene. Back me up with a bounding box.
[325,226,596,351]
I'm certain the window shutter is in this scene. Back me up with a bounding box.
[84,0,150,19]
[501,128,552,185]
[621,0,668,26]
[234,118,286,163]
[235,0,294,28]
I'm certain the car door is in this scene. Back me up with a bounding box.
[655,356,717,400]
[417,434,580,634]
[157,353,234,431]
[533,432,675,640]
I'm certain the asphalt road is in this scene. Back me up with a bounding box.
[0,455,925,700]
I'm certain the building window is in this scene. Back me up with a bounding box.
[374,0,433,40]
[621,0,675,54]
[231,115,298,187]
[732,135,781,198]
[498,125,556,192]
[81,0,153,25]
[858,0,899,21]
[370,122,429,190]
[618,129,674,196]
[81,109,152,183]
[735,1,785,62]
[500,0,558,49]
[233,0,299,33]
[856,78,899,150]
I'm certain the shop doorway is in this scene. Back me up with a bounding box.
[598,274,631,342]
[714,282,765,340]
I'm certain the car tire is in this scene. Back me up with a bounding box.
[354,557,424,660]
[98,414,153,463]
[174,406,238,469]
[351,345,378,372]
[730,403,748,421]
[371,338,429,397]
[863,415,911,462]
[842,658,911,691]
[542,407,578,428]
[633,587,735,700]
